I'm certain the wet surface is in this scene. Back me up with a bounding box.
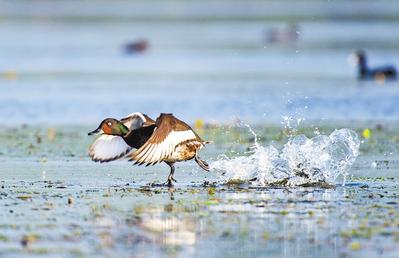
[0,125,398,257]
[0,167,398,258]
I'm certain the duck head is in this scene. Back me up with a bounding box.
[88,118,129,136]
[354,50,367,65]
[348,50,368,77]
[349,50,367,65]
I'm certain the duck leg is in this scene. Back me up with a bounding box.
[195,152,210,171]
[165,162,177,186]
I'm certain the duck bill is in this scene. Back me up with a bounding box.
[88,127,104,136]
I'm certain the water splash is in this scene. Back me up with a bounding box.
[211,127,360,187]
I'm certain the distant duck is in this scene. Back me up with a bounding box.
[351,50,397,81]
[265,23,300,44]
[124,39,149,54]
[88,112,210,186]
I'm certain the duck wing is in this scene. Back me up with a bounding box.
[129,113,201,166]
[89,113,155,162]
[89,135,131,163]
[120,112,155,131]
[123,124,156,149]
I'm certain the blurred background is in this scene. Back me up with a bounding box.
[1,0,398,125]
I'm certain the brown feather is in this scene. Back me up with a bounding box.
[129,113,204,165]
[143,114,155,126]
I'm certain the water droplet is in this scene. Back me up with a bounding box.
[211,127,360,187]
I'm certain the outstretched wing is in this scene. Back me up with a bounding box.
[88,113,155,162]
[88,135,131,163]
[124,124,156,149]
[129,114,200,165]
[120,112,155,131]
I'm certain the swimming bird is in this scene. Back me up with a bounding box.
[351,50,397,82]
[265,23,300,44]
[88,113,210,186]
[123,39,149,54]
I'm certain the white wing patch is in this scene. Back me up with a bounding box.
[132,130,198,165]
[89,135,131,162]
[123,112,146,122]
[121,112,146,130]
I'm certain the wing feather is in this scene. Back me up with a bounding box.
[138,143,155,162]
[120,112,155,131]
[143,143,160,162]
[131,130,197,165]
[129,114,201,165]
[149,144,161,164]
[89,135,131,162]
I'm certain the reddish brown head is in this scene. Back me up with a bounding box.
[88,118,129,136]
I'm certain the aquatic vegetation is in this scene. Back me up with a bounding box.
[0,176,398,257]
[0,125,398,257]
[362,128,372,139]
[2,123,398,161]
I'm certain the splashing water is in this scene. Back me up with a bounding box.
[211,127,360,187]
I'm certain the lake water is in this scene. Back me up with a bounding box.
[1,0,399,125]
[0,124,398,258]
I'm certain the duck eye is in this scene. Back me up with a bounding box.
[107,122,112,127]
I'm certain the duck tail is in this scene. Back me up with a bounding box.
[195,154,210,171]
[203,141,212,145]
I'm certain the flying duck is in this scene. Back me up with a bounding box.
[351,50,397,81]
[88,112,210,186]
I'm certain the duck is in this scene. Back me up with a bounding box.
[265,23,300,44]
[88,112,210,186]
[123,39,149,54]
[351,50,397,82]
